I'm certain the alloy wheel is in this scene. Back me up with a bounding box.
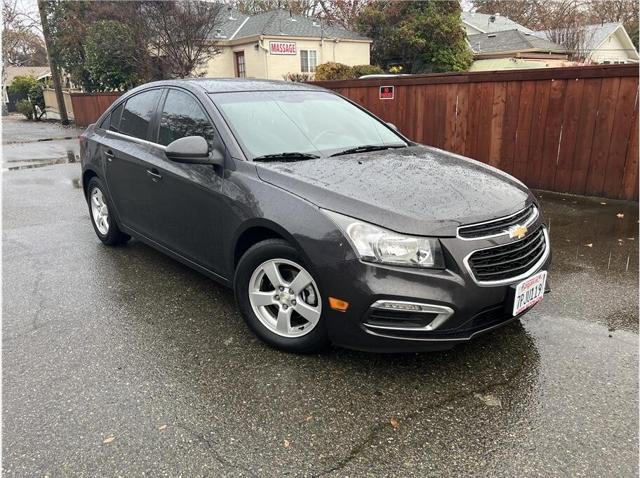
[90,187,109,235]
[248,258,322,338]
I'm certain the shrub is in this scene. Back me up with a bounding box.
[16,99,34,120]
[9,76,38,96]
[351,64,384,78]
[314,62,354,81]
[28,83,46,118]
[283,72,312,82]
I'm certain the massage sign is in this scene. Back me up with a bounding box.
[269,42,297,55]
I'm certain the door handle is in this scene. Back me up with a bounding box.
[104,150,114,161]
[146,168,163,181]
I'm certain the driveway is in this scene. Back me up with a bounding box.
[2,116,638,476]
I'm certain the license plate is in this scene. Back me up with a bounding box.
[512,271,547,316]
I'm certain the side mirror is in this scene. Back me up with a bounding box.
[165,136,224,166]
[386,122,399,132]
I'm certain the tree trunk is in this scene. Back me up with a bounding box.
[37,0,69,125]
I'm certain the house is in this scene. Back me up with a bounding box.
[2,66,51,112]
[535,22,639,64]
[467,30,571,71]
[203,9,372,80]
[462,12,534,35]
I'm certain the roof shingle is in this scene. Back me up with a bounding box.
[211,9,369,42]
[468,30,568,55]
[462,12,534,35]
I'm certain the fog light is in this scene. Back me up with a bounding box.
[329,297,350,312]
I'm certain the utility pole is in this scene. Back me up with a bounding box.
[37,0,69,125]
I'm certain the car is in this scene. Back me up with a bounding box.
[80,78,551,353]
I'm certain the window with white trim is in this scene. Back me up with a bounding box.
[300,50,317,73]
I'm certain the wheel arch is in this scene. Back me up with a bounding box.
[82,168,99,198]
[232,219,311,272]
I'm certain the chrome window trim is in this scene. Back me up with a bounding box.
[463,226,550,287]
[106,130,167,150]
[364,300,454,332]
[456,205,539,241]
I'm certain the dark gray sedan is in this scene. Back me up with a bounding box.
[80,79,550,353]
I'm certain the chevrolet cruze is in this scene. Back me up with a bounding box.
[80,79,551,353]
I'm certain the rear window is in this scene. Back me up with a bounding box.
[119,90,161,140]
[107,103,124,132]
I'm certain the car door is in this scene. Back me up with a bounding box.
[102,89,163,238]
[143,88,229,275]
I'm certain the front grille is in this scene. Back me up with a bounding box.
[467,227,547,282]
[458,205,536,239]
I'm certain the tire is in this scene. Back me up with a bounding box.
[86,177,130,246]
[234,239,329,353]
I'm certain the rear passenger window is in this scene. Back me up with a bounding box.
[99,113,110,130]
[119,90,161,140]
[107,103,124,132]
[158,90,216,148]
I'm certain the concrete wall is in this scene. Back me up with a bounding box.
[204,38,371,80]
[43,88,74,119]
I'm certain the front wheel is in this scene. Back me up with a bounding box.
[234,239,329,353]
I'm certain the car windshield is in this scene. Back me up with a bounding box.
[211,90,407,159]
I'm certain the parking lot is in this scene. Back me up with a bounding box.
[3,116,638,476]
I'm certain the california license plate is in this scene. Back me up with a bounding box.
[512,271,547,316]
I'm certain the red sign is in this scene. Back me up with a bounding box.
[379,86,394,100]
[269,41,297,55]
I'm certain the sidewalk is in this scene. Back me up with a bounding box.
[2,114,83,170]
[2,113,83,144]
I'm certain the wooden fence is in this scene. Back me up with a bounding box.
[313,64,639,200]
[69,91,123,127]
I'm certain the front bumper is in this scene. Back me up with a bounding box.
[315,224,551,353]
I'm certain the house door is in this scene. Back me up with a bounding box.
[234,51,246,78]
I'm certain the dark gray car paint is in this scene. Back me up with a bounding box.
[81,78,549,352]
[255,145,531,236]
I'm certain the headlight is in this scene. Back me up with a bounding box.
[323,210,444,268]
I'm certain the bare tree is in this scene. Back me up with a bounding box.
[2,0,47,66]
[144,1,225,78]
[317,0,367,30]
[230,0,321,16]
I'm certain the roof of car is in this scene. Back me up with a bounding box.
[161,78,327,93]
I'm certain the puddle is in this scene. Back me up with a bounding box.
[4,150,79,171]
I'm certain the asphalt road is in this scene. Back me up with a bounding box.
[2,116,638,476]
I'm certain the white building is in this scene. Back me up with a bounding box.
[536,23,639,64]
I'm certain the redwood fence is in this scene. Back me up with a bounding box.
[313,64,639,201]
[69,91,123,127]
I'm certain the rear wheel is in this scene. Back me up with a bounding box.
[235,239,328,353]
[87,177,130,246]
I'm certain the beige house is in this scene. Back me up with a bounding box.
[202,9,372,80]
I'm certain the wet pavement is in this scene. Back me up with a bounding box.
[2,119,638,476]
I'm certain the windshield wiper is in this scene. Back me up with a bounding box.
[253,152,320,162]
[330,144,407,157]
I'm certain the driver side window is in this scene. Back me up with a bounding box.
[158,90,216,150]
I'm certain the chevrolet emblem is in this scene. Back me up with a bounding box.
[509,224,528,239]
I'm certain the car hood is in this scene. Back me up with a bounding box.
[255,145,533,236]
